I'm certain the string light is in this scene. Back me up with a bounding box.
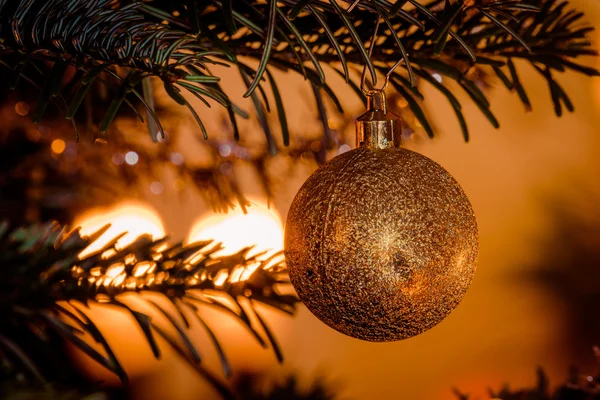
[396,98,409,108]
[51,139,66,154]
[112,153,125,165]
[169,152,184,165]
[219,162,233,175]
[338,144,351,154]
[328,117,342,130]
[218,144,232,157]
[14,102,30,116]
[150,181,164,194]
[125,151,139,165]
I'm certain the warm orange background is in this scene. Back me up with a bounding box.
[73,1,600,398]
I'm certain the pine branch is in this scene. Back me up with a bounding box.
[0,0,597,146]
[0,221,298,394]
[455,349,600,399]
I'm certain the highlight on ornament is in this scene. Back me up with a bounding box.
[284,88,479,342]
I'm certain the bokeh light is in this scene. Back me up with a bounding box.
[125,151,139,165]
[51,139,66,154]
[73,202,165,258]
[187,201,283,258]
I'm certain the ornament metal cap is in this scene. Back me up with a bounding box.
[356,90,402,149]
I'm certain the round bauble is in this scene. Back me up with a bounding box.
[284,146,478,342]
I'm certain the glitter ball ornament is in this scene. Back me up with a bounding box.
[284,91,478,342]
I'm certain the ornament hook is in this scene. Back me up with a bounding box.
[360,57,403,98]
[359,16,405,105]
[366,89,388,114]
[355,88,402,149]
[355,16,405,149]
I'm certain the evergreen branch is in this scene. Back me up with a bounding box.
[0,221,298,390]
[0,0,597,146]
[455,352,600,399]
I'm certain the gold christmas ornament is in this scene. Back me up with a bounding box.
[284,90,478,342]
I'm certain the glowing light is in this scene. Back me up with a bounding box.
[219,144,232,157]
[125,151,139,165]
[150,181,164,194]
[432,73,443,83]
[15,102,30,116]
[74,202,165,258]
[112,153,125,165]
[169,152,184,165]
[51,139,66,154]
[338,144,351,155]
[327,117,342,130]
[219,162,233,175]
[396,98,409,108]
[187,201,283,259]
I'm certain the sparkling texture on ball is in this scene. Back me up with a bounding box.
[284,147,478,342]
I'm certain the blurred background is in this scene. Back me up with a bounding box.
[1,1,600,399]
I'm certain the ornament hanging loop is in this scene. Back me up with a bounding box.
[366,89,388,114]
[356,68,403,150]
[356,88,402,150]
[358,15,403,98]
[355,17,404,149]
